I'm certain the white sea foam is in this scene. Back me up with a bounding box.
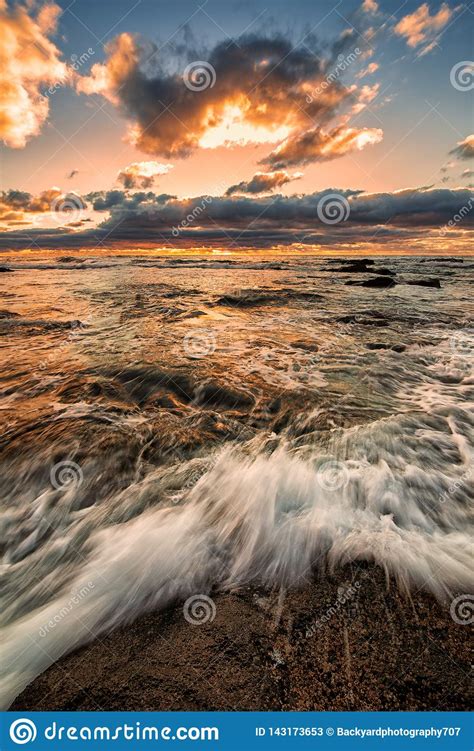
[1,406,472,708]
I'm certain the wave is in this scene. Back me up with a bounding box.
[1,403,472,708]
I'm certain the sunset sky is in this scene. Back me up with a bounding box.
[0,0,473,253]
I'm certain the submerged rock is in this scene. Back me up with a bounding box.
[346,276,398,288]
[366,342,406,352]
[405,279,441,289]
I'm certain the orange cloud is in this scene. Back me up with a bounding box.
[361,0,379,13]
[75,33,359,160]
[394,3,454,49]
[449,135,474,160]
[0,188,87,227]
[262,126,383,169]
[225,170,302,195]
[0,2,68,148]
[117,161,173,189]
[356,62,379,79]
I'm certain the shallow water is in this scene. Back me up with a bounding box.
[1,254,473,707]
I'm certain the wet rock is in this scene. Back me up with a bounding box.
[105,365,196,405]
[405,279,441,289]
[346,276,398,288]
[193,380,255,410]
[365,343,406,352]
[327,258,375,266]
[216,291,282,307]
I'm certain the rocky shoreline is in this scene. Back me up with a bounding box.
[11,566,472,712]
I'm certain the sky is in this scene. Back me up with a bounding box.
[0,0,473,253]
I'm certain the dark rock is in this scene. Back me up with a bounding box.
[0,310,21,318]
[327,258,375,266]
[0,266,13,272]
[193,380,254,410]
[346,276,398,288]
[405,279,441,289]
[366,343,406,352]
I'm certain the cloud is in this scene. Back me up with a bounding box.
[0,188,86,226]
[0,2,68,148]
[75,31,374,161]
[1,187,471,250]
[261,125,383,169]
[225,170,302,195]
[117,161,173,189]
[394,2,454,52]
[449,135,474,160]
[361,0,379,13]
[356,62,379,79]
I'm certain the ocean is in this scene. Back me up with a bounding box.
[0,253,472,708]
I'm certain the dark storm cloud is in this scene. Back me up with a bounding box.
[75,30,376,164]
[1,186,471,250]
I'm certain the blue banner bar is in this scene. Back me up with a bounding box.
[0,712,471,749]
